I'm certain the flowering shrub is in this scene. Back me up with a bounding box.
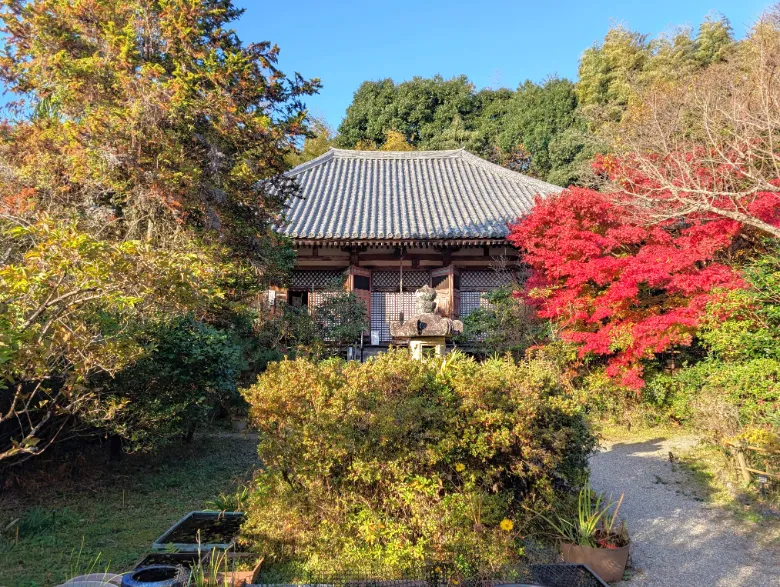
[508,187,744,388]
[241,350,595,575]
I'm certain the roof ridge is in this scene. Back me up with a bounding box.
[286,148,562,193]
[329,148,465,160]
[459,150,562,191]
[285,148,336,176]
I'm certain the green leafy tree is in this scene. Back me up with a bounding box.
[641,17,733,87]
[577,26,648,119]
[336,78,399,148]
[546,126,604,188]
[577,17,734,130]
[694,13,734,65]
[337,75,478,149]
[286,117,336,167]
[423,113,480,150]
[644,243,779,444]
[0,0,319,463]
[257,304,322,358]
[640,28,699,86]
[490,78,587,180]
[458,288,543,358]
[338,75,591,185]
[0,216,240,463]
[100,316,244,450]
[314,290,368,352]
[0,0,319,273]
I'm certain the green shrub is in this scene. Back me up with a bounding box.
[256,287,367,360]
[700,244,780,364]
[645,246,779,441]
[256,303,323,359]
[457,288,544,358]
[241,350,595,575]
[222,309,284,386]
[313,290,368,352]
[98,315,243,450]
[579,245,779,444]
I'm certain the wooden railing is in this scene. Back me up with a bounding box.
[725,440,779,484]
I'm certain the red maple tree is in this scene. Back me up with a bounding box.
[508,187,746,388]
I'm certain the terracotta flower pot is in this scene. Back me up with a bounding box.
[561,542,630,583]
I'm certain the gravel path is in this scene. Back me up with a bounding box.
[590,436,780,586]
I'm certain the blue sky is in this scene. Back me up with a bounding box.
[232,0,768,129]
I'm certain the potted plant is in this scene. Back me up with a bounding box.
[197,549,263,587]
[539,482,630,583]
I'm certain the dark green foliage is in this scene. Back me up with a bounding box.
[490,79,581,178]
[101,316,244,450]
[218,310,280,386]
[255,294,367,360]
[313,291,368,351]
[337,76,592,186]
[337,76,478,149]
[458,288,544,358]
[256,304,322,359]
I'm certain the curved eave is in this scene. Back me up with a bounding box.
[292,237,510,248]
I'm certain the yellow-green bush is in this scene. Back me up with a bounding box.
[241,350,594,576]
[640,246,779,442]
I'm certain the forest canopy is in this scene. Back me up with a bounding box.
[316,13,737,187]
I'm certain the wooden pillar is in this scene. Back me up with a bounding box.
[348,265,372,330]
[735,444,752,484]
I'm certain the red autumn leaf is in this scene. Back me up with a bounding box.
[508,187,745,388]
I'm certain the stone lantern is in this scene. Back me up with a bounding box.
[390,286,464,360]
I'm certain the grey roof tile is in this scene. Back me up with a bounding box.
[279,148,561,241]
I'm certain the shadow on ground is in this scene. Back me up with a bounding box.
[591,437,779,587]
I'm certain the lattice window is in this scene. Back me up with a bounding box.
[370,292,418,342]
[460,270,513,292]
[372,271,429,292]
[460,291,495,319]
[310,291,342,340]
[290,270,346,290]
[459,270,514,321]
[310,290,340,309]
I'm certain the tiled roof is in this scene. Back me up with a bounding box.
[279,148,561,242]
